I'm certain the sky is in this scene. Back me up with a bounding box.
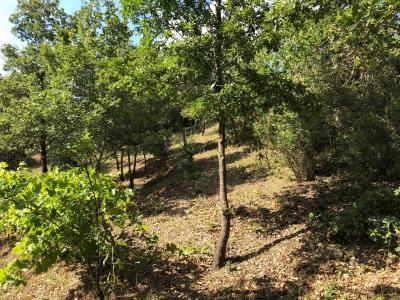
[0,0,83,71]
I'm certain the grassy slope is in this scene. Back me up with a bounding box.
[1,126,400,299]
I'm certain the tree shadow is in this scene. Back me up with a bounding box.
[228,180,393,297]
[230,227,307,263]
[0,234,18,259]
[373,284,400,298]
[65,269,95,300]
[62,176,396,298]
[234,180,358,236]
[137,150,251,217]
[193,278,308,299]
[191,141,218,155]
[64,240,206,299]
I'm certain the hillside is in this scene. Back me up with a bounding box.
[1,126,399,299]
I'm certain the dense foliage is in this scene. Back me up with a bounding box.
[0,163,154,298]
[265,0,400,181]
[309,186,400,257]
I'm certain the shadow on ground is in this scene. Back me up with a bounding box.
[230,180,397,298]
[137,145,251,217]
[66,137,399,299]
[0,234,18,262]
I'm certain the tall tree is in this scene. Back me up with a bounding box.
[121,0,274,269]
[1,0,69,173]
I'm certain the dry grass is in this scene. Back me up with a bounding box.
[1,125,400,299]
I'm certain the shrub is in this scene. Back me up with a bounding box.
[0,163,155,298]
[319,187,400,254]
[253,110,316,181]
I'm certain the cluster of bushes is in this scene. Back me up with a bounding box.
[254,106,400,182]
[245,0,400,183]
[0,163,156,298]
[309,187,400,255]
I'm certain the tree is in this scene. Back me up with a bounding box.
[1,0,72,173]
[0,43,81,173]
[262,0,400,181]
[121,0,276,269]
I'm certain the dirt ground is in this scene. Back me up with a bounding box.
[1,126,399,299]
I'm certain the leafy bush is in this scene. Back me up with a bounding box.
[314,187,400,255]
[0,163,155,298]
[253,110,316,181]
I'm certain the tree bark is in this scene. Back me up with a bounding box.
[120,150,124,181]
[212,0,230,270]
[38,73,48,175]
[143,152,147,173]
[127,146,133,189]
[213,121,230,269]
[132,150,137,188]
[95,147,104,173]
[179,119,193,169]
[114,151,120,171]
[40,134,48,174]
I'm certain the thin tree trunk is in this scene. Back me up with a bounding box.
[38,74,48,175]
[40,134,48,174]
[114,151,120,171]
[96,147,104,173]
[143,152,147,173]
[127,146,133,189]
[213,121,230,269]
[179,119,193,169]
[212,0,230,270]
[132,150,137,188]
[120,150,124,181]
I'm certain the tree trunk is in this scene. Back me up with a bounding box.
[143,152,147,173]
[212,0,230,270]
[40,134,48,174]
[114,151,120,171]
[179,119,193,169]
[38,74,48,175]
[132,150,137,188]
[127,147,133,189]
[95,147,104,174]
[213,121,230,269]
[120,150,124,181]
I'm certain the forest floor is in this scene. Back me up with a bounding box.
[1,126,400,299]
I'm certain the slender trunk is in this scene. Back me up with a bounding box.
[114,151,120,171]
[120,150,124,181]
[40,134,48,174]
[213,121,230,269]
[212,0,230,270]
[85,166,104,300]
[96,285,104,300]
[38,74,48,175]
[132,150,137,188]
[180,119,193,169]
[96,147,104,174]
[181,124,188,150]
[143,152,147,173]
[127,147,133,189]
[95,264,104,300]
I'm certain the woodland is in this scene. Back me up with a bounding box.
[0,0,399,299]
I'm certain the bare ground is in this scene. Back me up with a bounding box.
[1,126,399,299]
